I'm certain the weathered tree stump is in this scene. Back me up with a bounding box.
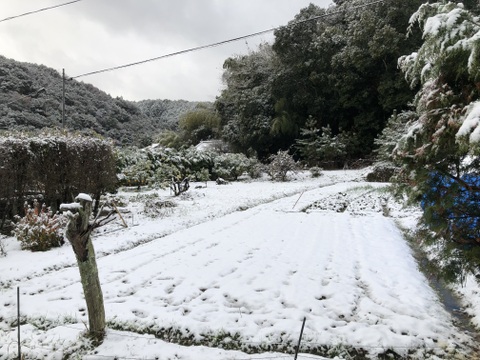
[61,193,106,343]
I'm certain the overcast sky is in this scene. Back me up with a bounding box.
[1,0,333,102]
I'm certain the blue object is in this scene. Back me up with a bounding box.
[421,172,480,243]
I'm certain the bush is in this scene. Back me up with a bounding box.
[309,166,323,178]
[194,168,211,182]
[213,153,251,181]
[0,235,6,257]
[246,158,263,179]
[121,158,155,187]
[267,150,297,181]
[154,163,182,187]
[365,162,397,182]
[179,108,221,145]
[13,200,67,252]
[0,131,117,228]
[142,196,177,219]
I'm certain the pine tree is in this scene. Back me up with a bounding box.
[295,116,321,166]
[396,2,480,282]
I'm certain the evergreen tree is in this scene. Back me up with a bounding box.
[396,2,480,281]
[374,110,416,163]
[272,0,423,158]
[215,44,278,159]
[179,107,221,145]
[316,125,348,168]
[295,116,322,166]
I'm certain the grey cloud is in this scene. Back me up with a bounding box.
[1,0,332,101]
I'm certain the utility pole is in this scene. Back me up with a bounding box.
[62,68,66,129]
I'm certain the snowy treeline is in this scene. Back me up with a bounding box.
[0,56,199,146]
[136,99,202,131]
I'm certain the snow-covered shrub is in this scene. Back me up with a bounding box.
[309,166,323,178]
[143,198,176,218]
[295,119,348,168]
[246,158,263,179]
[116,148,154,187]
[13,200,67,252]
[0,131,117,229]
[213,153,251,180]
[180,147,215,179]
[267,150,297,181]
[154,163,182,188]
[117,146,215,188]
[366,162,397,182]
[0,235,6,257]
[194,168,210,182]
[121,159,155,187]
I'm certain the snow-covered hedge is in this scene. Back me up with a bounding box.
[0,131,117,231]
[117,146,260,187]
[212,153,252,181]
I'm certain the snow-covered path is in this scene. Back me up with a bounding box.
[0,172,474,359]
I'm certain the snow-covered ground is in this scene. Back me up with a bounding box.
[0,170,478,359]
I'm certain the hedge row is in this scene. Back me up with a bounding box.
[0,131,117,231]
[116,146,260,187]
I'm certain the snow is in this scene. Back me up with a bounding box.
[422,6,463,38]
[424,15,443,37]
[59,203,82,211]
[76,193,93,202]
[457,100,480,143]
[0,170,476,359]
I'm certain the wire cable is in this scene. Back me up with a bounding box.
[0,0,83,24]
[72,0,388,79]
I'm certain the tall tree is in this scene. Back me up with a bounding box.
[395,2,480,281]
[272,5,341,141]
[178,106,221,146]
[272,0,423,159]
[216,44,278,158]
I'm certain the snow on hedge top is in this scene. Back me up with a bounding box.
[75,193,93,202]
[0,131,113,148]
[458,101,480,143]
[59,202,82,211]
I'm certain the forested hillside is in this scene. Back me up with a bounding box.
[0,56,199,146]
[137,99,199,131]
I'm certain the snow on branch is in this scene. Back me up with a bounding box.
[457,101,480,143]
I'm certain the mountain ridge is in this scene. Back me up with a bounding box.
[0,55,204,146]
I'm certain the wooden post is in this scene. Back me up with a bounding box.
[294,317,306,360]
[62,68,65,129]
[111,202,128,228]
[292,191,305,210]
[17,287,21,360]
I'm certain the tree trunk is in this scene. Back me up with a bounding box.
[77,237,105,341]
[63,195,105,343]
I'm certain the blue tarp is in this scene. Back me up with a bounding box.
[421,173,480,242]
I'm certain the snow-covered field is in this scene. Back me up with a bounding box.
[0,170,478,359]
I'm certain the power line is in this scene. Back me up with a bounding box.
[0,0,83,23]
[72,0,388,80]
